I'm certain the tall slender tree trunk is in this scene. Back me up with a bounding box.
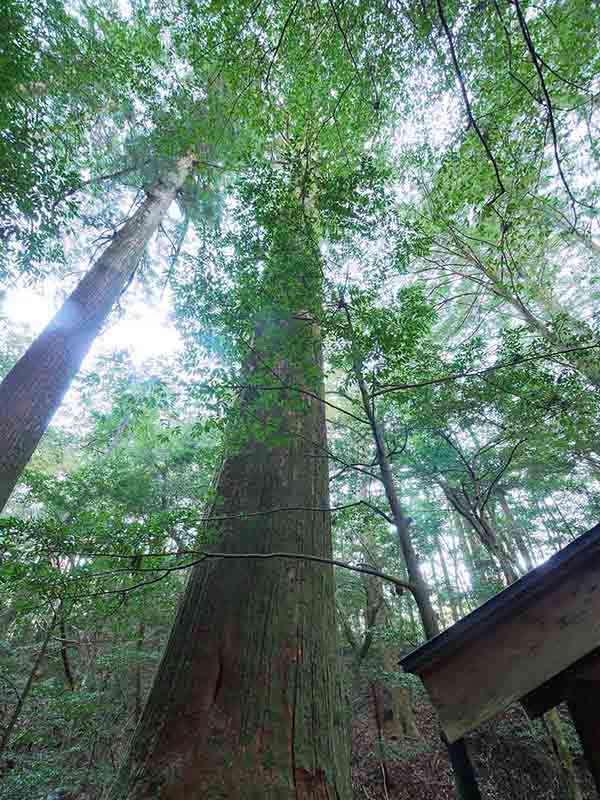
[341,310,481,799]
[0,611,57,758]
[344,331,437,639]
[436,530,460,624]
[134,621,145,723]
[452,509,477,597]
[0,154,193,512]
[456,512,494,597]
[105,196,351,799]
[441,484,518,584]
[497,491,534,572]
[59,616,75,690]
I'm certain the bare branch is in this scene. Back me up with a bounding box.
[71,550,415,599]
[512,0,593,218]
[264,0,301,90]
[481,438,526,510]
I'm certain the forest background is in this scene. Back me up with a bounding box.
[0,0,599,797]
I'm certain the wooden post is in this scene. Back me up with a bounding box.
[445,736,482,800]
[567,680,600,796]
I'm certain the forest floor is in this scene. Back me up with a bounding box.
[351,691,596,799]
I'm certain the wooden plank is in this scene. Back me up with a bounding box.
[418,551,600,742]
[402,523,600,676]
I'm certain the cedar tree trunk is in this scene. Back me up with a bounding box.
[105,201,351,799]
[0,154,193,511]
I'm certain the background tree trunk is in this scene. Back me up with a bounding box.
[442,484,518,584]
[0,612,56,758]
[360,568,421,743]
[544,708,582,800]
[498,491,534,572]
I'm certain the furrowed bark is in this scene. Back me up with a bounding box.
[0,154,193,512]
[105,200,351,799]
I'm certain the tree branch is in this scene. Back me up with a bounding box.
[512,0,591,218]
[373,344,600,396]
[72,551,416,599]
[436,0,505,203]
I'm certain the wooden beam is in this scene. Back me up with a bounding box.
[446,738,482,800]
[402,523,600,677]
[522,647,600,719]
[521,672,566,719]
[567,680,600,796]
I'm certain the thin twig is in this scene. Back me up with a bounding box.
[265,0,301,90]
[436,0,505,203]
[373,343,600,396]
[512,0,591,218]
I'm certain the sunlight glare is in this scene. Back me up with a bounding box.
[2,286,182,366]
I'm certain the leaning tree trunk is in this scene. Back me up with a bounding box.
[441,484,519,585]
[342,313,481,799]
[105,199,351,799]
[0,610,57,758]
[342,317,438,640]
[0,154,193,512]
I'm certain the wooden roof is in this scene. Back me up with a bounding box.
[400,522,600,742]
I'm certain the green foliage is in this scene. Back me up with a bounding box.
[1,0,599,794]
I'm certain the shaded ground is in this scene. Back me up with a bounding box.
[351,693,595,799]
[1,677,595,798]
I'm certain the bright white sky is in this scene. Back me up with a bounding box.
[3,283,183,367]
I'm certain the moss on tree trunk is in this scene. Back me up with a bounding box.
[106,197,351,799]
